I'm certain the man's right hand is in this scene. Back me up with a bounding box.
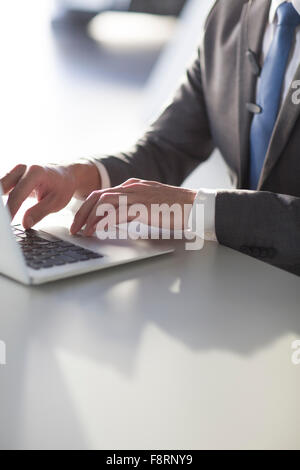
[0,162,102,229]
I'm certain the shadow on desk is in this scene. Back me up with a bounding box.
[0,241,299,448]
[33,242,299,358]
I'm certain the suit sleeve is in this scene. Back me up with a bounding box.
[215,190,300,275]
[97,48,214,187]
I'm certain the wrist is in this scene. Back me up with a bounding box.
[185,189,197,205]
[68,161,102,199]
[188,189,218,242]
[182,189,197,229]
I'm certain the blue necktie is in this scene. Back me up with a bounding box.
[249,2,300,189]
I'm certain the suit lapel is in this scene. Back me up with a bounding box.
[258,63,300,188]
[237,0,271,187]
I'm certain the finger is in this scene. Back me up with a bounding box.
[84,214,114,237]
[83,192,126,236]
[86,205,137,236]
[7,168,43,220]
[70,192,100,234]
[0,164,27,195]
[70,186,129,234]
[121,178,141,187]
[22,193,57,229]
[122,179,161,188]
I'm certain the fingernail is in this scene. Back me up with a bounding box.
[84,227,93,237]
[25,216,34,229]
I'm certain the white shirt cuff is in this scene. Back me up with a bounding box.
[80,158,111,189]
[188,189,218,242]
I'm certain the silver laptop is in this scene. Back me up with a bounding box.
[0,186,174,285]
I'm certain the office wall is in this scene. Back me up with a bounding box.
[130,0,187,16]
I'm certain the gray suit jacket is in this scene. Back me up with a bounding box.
[99,0,300,276]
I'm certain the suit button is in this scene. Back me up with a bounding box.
[246,50,261,76]
[246,102,262,114]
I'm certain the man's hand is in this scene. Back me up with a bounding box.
[0,162,101,229]
[71,178,197,236]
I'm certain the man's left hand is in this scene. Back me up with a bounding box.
[70,179,197,236]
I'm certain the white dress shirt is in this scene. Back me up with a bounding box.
[89,0,300,240]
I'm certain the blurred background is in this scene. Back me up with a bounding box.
[0,0,231,190]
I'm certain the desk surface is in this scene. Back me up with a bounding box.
[0,1,299,450]
[0,233,299,450]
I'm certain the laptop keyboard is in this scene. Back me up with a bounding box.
[13,225,103,270]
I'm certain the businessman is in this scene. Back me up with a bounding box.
[1,0,300,275]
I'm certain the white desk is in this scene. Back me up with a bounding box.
[0,0,299,450]
[0,233,299,450]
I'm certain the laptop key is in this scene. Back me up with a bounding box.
[16,228,104,269]
[27,263,42,270]
[41,261,56,268]
[56,241,74,248]
[53,255,77,263]
[88,253,102,259]
[52,259,66,266]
